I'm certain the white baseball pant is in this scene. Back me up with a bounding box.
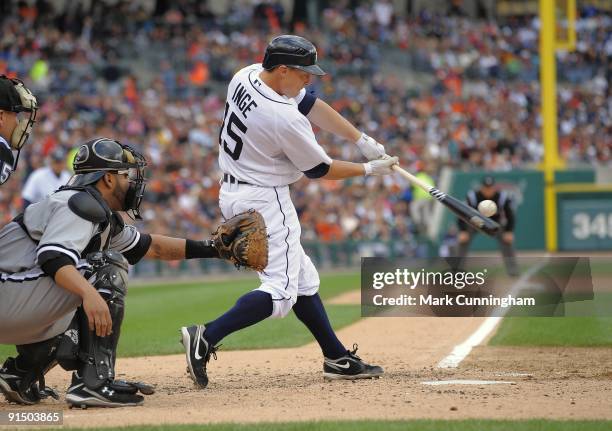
[219,182,320,318]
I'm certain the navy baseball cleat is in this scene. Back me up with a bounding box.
[65,373,144,408]
[180,325,218,388]
[0,357,58,405]
[323,344,383,380]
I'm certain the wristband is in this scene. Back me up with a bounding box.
[185,239,219,259]
[363,163,372,176]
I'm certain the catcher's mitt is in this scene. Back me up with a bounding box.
[212,209,268,271]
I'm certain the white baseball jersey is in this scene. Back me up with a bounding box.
[22,166,71,204]
[218,64,332,187]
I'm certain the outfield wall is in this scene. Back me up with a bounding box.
[441,168,612,252]
[440,169,546,251]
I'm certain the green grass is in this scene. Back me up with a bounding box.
[0,273,360,359]
[490,316,612,346]
[44,420,612,431]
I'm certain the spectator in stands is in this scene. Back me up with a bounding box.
[22,148,71,208]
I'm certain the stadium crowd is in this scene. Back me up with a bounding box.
[0,0,609,250]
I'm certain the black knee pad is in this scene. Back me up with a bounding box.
[56,308,84,371]
[57,250,129,389]
[87,250,129,300]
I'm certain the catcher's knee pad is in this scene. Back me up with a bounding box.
[57,250,129,390]
[56,309,83,371]
[86,250,129,301]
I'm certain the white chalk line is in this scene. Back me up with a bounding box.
[437,260,547,369]
[421,379,516,386]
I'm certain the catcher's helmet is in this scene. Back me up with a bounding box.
[262,35,325,76]
[0,75,38,178]
[68,138,147,219]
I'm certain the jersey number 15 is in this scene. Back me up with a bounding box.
[219,102,247,161]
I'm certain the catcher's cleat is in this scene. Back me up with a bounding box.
[0,357,58,405]
[180,325,218,388]
[65,373,144,408]
[323,344,384,380]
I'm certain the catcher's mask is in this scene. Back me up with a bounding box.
[0,75,38,170]
[68,138,147,219]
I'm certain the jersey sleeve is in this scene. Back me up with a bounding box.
[280,116,332,171]
[109,224,152,264]
[109,224,141,254]
[295,88,307,104]
[295,88,317,116]
[37,204,97,265]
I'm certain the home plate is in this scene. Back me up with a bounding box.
[422,380,515,386]
[494,372,532,377]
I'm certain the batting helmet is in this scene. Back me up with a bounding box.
[262,35,325,76]
[68,138,147,219]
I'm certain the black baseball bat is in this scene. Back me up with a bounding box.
[392,165,500,236]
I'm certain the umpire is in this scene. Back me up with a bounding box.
[0,75,38,186]
[0,138,226,408]
[457,176,518,276]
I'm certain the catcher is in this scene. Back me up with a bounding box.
[0,137,266,408]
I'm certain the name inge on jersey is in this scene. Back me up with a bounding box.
[231,83,258,119]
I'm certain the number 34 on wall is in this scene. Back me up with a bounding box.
[572,212,612,240]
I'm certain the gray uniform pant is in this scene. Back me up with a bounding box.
[0,271,83,345]
[456,230,518,276]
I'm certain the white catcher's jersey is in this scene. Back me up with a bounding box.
[218,64,332,187]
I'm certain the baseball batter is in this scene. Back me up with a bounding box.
[181,35,398,387]
[0,75,37,186]
[0,138,260,407]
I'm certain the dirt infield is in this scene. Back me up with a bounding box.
[2,314,611,428]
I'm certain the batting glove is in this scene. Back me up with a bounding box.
[364,155,399,176]
[355,132,385,161]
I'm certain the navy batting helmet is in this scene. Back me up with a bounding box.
[262,35,325,76]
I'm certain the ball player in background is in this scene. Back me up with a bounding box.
[181,35,398,387]
[22,148,72,208]
[456,176,518,276]
[0,75,38,186]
